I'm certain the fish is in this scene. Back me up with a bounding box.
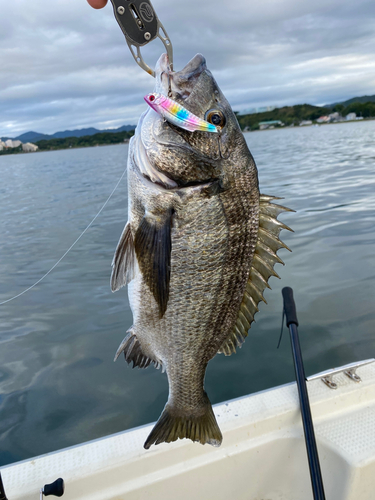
[111,53,292,450]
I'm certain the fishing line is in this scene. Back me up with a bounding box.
[0,167,127,306]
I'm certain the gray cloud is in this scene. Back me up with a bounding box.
[1,0,375,137]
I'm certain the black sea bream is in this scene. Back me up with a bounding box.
[111,53,292,449]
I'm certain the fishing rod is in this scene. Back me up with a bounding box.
[281,287,326,500]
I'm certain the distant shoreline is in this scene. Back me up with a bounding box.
[0,141,129,157]
[3,94,375,155]
[1,116,374,157]
[243,116,374,133]
[0,130,133,157]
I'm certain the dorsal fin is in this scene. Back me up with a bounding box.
[218,195,293,356]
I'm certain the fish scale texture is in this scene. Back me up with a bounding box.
[128,159,259,414]
[207,176,259,353]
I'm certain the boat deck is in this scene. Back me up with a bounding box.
[3,360,375,500]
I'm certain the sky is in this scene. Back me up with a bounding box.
[1,0,375,137]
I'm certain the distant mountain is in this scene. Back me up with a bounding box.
[15,131,52,142]
[236,103,329,130]
[52,127,103,139]
[326,95,375,108]
[50,125,136,139]
[3,125,136,143]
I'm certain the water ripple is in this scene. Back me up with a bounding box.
[0,122,374,466]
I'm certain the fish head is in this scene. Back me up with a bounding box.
[135,53,252,189]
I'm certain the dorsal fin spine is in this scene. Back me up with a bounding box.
[218,195,292,357]
[244,291,260,313]
[253,254,281,280]
[256,241,285,265]
[259,213,293,233]
[238,310,251,330]
[258,227,290,253]
[246,281,267,304]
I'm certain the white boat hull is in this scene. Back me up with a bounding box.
[3,361,375,499]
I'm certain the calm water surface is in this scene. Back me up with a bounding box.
[0,121,374,466]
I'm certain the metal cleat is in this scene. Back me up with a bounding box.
[307,359,375,389]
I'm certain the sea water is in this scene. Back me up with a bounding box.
[0,120,374,465]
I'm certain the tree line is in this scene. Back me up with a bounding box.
[237,101,375,130]
[35,130,135,151]
[331,101,375,118]
[0,130,135,155]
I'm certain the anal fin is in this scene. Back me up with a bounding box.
[218,194,293,356]
[114,330,163,370]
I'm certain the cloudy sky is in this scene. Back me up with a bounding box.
[1,0,375,137]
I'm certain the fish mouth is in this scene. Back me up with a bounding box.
[153,53,226,161]
[155,53,207,98]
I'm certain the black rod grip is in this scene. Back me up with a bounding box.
[43,478,64,497]
[282,286,299,327]
[0,473,8,500]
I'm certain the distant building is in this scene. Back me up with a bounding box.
[5,139,22,148]
[329,112,340,121]
[259,120,284,130]
[346,112,356,121]
[316,116,330,123]
[0,140,5,151]
[299,120,312,126]
[328,112,345,122]
[22,142,38,152]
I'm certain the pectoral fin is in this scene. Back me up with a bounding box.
[134,210,173,318]
[111,222,136,292]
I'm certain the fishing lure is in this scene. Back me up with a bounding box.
[144,93,218,133]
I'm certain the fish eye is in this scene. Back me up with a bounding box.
[149,94,156,102]
[205,109,226,128]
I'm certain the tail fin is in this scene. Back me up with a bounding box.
[144,395,222,449]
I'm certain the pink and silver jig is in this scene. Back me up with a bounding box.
[144,93,218,133]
